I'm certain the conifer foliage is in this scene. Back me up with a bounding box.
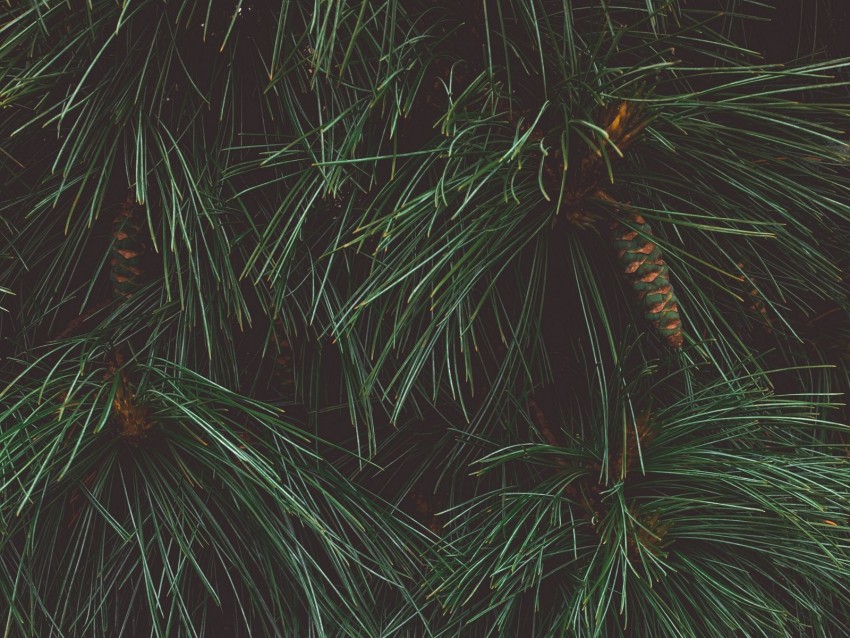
[3,0,850,636]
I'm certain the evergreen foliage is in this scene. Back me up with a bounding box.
[2,0,850,635]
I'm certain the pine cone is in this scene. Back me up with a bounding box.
[612,214,683,348]
[110,198,147,299]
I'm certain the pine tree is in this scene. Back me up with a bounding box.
[3,1,850,636]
